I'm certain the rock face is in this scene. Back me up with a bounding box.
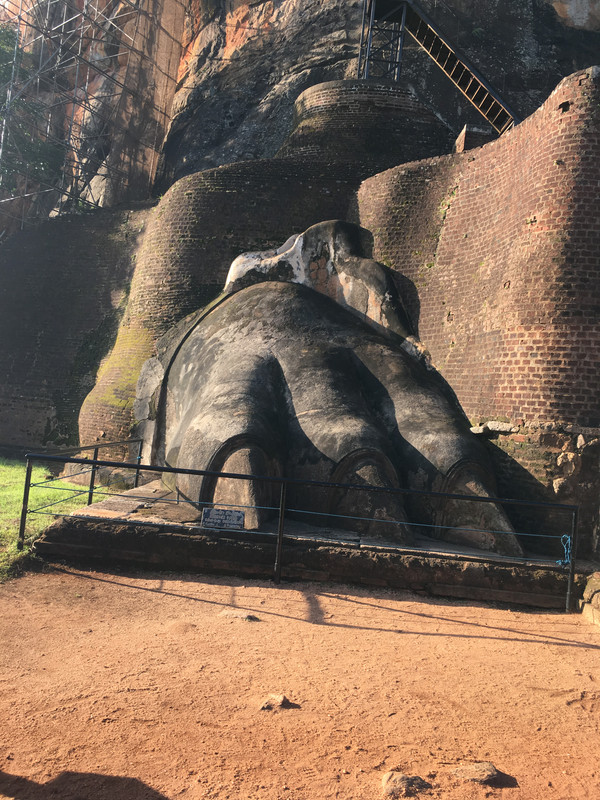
[140,220,523,556]
[0,0,183,233]
[158,0,600,186]
[551,0,600,28]
[381,771,432,797]
[157,0,365,187]
[453,761,499,784]
[3,0,599,218]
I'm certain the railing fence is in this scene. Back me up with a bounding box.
[18,442,579,612]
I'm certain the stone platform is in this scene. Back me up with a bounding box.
[33,482,598,611]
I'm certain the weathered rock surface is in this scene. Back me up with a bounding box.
[259,694,300,711]
[145,220,523,555]
[452,761,498,784]
[158,0,600,186]
[381,771,432,797]
[223,219,413,338]
[581,571,600,625]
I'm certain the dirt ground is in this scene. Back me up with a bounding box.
[0,566,599,800]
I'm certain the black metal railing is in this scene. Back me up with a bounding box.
[18,447,579,611]
[18,439,143,547]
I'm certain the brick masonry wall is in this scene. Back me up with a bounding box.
[0,204,153,447]
[357,66,600,557]
[351,153,462,331]
[358,67,600,429]
[278,80,453,166]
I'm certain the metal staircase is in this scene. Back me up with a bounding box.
[357,0,520,134]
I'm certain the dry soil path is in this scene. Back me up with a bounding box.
[0,566,599,799]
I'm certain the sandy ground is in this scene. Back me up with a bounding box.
[0,565,599,800]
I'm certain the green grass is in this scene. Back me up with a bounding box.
[0,457,89,581]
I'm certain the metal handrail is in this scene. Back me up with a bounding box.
[18,450,579,611]
[33,439,143,456]
[18,439,143,551]
[22,453,578,510]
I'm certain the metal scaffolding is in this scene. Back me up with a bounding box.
[357,0,520,135]
[0,0,170,233]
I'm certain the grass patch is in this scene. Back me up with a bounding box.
[0,457,89,581]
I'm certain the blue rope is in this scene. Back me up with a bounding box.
[556,534,572,567]
[288,507,565,539]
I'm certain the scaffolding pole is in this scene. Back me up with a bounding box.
[0,0,170,232]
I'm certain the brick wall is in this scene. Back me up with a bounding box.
[278,80,453,166]
[358,66,600,429]
[0,204,153,447]
[357,67,600,557]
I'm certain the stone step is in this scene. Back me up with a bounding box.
[33,510,596,611]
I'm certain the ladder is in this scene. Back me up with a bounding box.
[357,0,520,134]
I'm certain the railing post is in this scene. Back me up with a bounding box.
[273,480,287,584]
[17,458,33,551]
[566,507,579,613]
[365,0,377,78]
[134,439,143,488]
[87,446,99,506]
[357,0,370,78]
[395,1,408,80]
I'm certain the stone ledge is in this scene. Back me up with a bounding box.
[580,603,600,627]
[579,571,600,627]
[33,514,595,611]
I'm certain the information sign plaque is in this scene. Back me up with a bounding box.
[201,507,245,530]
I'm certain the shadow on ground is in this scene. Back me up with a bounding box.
[0,770,168,800]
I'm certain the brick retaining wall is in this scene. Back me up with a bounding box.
[0,204,153,447]
[278,80,453,165]
[358,67,600,429]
